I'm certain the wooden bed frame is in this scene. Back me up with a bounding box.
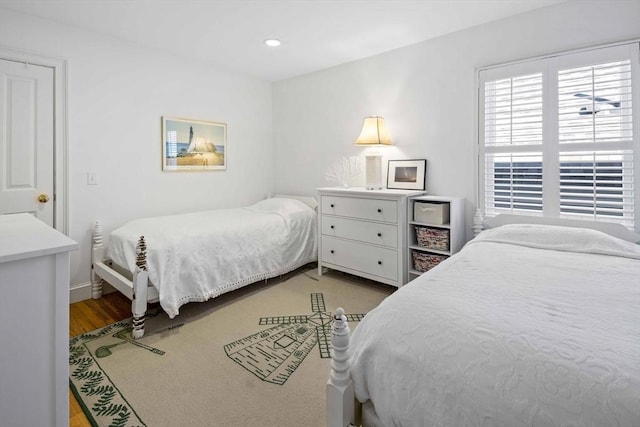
[91,222,154,339]
[325,211,640,427]
[90,195,319,340]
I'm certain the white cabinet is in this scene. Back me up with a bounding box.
[407,195,465,281]
[317,187,424,287]
[0,214,78,427]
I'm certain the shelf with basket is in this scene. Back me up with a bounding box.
[408,195,465,280]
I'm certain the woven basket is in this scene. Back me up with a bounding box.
[412,251,448,273]
[415,226,449,251]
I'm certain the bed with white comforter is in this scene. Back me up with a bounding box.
[348,224,640,427]
[106,197,317,318]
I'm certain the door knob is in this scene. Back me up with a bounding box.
[37,194,50,203]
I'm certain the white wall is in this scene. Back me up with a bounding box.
[272,0,640,239]
[1,1,638,293]
[0,9,274,287]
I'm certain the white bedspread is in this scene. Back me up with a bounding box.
[107,197,317,318]
[349,224,640,427]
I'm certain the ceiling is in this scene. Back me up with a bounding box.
[0,0,566,81]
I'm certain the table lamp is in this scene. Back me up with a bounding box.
[354,116,393,189]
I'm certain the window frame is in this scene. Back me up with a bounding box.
[477,42,640,230]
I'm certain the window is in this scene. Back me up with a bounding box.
[479,43,638,229]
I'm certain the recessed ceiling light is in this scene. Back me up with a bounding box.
[264,39,281,47]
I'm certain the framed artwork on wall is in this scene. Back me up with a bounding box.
[387,159,426,190]
[162,117,227,171]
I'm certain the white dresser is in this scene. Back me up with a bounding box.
[0,214,78,427]
[317,187,424,287]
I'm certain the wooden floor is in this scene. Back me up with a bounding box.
[69,292,132,427]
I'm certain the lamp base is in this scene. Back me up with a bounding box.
[364,154,383,190]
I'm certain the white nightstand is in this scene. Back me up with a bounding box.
[0,214,78,427]
[317,187,424,287]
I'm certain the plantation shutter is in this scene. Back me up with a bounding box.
[479,43,638,228]
[557,59,635,226]
[481,71,544,216]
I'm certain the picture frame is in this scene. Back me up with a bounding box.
[162,117,227,171]
[387,159,426,190]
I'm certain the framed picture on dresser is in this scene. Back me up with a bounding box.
[387,159,426,190]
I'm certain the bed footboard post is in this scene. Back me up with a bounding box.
[327,308,355,427]
[132,236,149,339]
[473,208,484,237]
[91,221,104,299]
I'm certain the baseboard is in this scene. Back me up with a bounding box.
[70,281,117,304]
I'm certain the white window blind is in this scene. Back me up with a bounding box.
[557,59,634,223]
[484,152,543,213]
[559,151,634,220]
[479,43,639,228]
[483,72,544,215]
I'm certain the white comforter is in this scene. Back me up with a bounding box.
[349,224,640,427]
[107,197,317,318]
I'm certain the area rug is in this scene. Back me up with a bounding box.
[69,268,393,427]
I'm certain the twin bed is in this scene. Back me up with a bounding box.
[90,195,318,338]
[90,198,639,426]
[327,216,640,427]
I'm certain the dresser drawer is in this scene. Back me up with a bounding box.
[321,216,398,248]
[321,196,397,223]
[321,236,398,281]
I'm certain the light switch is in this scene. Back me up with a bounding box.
[87,172,98,185]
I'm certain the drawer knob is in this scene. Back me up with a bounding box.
[377,208,382,213]
[330,204,335,208]
[377,232,382,237]
[330,225,335,229]
[330,250,334,254]
[377,260,382,265]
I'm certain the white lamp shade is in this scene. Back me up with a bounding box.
[354,116,393,146]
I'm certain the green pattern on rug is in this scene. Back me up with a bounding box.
[69,311,165,427]
[224,292,366,385]
[68,270,393,427]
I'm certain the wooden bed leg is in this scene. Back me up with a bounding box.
[132,236,149,339]
[327,308,356,427]
[91,221,104,299]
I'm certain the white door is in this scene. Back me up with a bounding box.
[0,59,54,226]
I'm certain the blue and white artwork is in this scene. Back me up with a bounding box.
[162,117,226,171]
